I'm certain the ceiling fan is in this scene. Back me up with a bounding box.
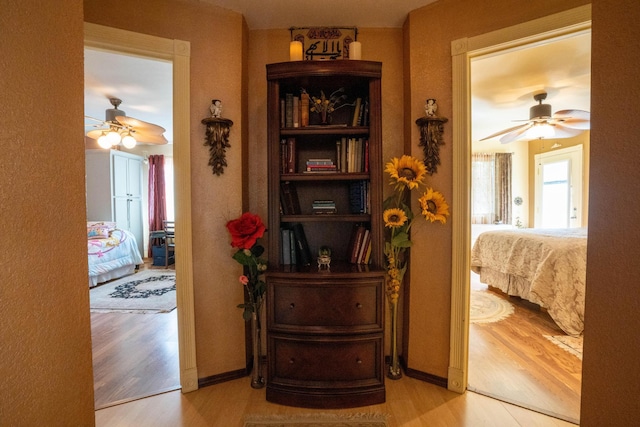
[85,97,168,148]
[480,91,590,144]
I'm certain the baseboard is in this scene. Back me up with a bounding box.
[404,367,448,389]
[198,368,247,389]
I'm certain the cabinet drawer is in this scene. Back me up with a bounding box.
[268,278,383,332]
[268,334,383,386]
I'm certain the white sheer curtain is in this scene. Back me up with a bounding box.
[471,153,512,224]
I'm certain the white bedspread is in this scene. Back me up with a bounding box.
[471,228,587,336]
[88,229,143,287]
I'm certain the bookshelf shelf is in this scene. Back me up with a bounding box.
[266,60,385,409]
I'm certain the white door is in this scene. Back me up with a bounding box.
[534,145,583,228]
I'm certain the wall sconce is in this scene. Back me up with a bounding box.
[202,99,233,176]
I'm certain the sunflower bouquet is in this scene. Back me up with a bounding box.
[383,155,450,304]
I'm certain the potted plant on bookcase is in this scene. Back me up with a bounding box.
[226,212,268,388]
[383,155,450,379]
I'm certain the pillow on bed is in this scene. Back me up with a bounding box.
[87,222,117,239]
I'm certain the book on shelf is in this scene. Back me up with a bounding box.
[284,93,293,128]
[312,199,337,215]
[280,181,301,215]
[281,228,291,265]
[286,137,296,173]
[292,223,312,266]
[359,97,368,126]
[292,95,300,128]
[348,223,367,264]
[300,91,310,127]
[356,229,370,264]
[289,230,297,265]
[351,97,362,126]
[280,99,286,128]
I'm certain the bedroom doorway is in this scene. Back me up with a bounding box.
[449,5,591,424]
[84,23,198,404]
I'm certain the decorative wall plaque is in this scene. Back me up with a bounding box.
[290,27,358,60]
[416,115,448,175]
[202,116,233,176]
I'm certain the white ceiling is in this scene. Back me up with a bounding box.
[84,3,591,147]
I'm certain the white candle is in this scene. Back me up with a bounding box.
[350,41,362,60]
[289,41,303,61]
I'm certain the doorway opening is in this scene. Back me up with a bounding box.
[448,4,591,424]
[84,23,198,404]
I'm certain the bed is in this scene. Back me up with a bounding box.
[471,227,587,336]
[87,222,143,287]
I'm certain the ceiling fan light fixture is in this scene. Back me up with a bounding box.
[97,132,111,149]
[526,122,555,139]
[106,130,122,146]
[121,132,137,149]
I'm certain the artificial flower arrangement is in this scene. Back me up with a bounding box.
[225,212,268,320]
[383,155,450,303]
[309,87,349,117]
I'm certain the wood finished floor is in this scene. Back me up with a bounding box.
[468,272,582,424]
[92,268,581,425]
[91,261,180,410]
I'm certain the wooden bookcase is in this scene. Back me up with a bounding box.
[265,60,385,408]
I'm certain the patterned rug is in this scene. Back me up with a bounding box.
[544,335,584,360]
[243,413,388,426]
[470,290,514,324]
[90,270,176,313]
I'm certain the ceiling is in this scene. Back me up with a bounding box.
[84,3,591,147]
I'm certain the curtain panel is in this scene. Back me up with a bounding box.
[471,152,512,225]
[148,154,167,257]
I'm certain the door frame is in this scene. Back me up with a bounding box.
[447,5,591,393]
[84,23,198,392]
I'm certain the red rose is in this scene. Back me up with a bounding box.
[226,212,266,249]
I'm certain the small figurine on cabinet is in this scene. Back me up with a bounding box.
[210,99,222,118]
[317,246,332,270]
[424,98,438,117]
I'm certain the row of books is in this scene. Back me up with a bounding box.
[280,223,313,266]
[347,223,372,265]
[351,97,369,127]
[349,180,370,214]
[280,93,368,129]
[280,137,369,174]
[336,137,369,173]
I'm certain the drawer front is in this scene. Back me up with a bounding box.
[268,278,383,331]
[268,334,383,386]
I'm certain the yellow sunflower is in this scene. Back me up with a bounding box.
[384,155,427,190]
[419,188,450,224]
[383,208,408,228]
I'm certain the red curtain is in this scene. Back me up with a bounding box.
[148,154,167,257]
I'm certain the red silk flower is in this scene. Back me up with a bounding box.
[226,212,266,249]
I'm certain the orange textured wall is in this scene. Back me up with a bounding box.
[1,0,95,425]
[405,0,590,377]
[84,0,248,378]
[581,1,640,424]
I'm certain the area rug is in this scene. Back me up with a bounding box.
[90,270,176,314]
[470,290,514,324]
[243,413,388,427]
[544,335,584,360]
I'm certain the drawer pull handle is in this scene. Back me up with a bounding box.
[356,303,362,309]
[289,303,295,309]
[289,358,295,364]
[356,358,362,364]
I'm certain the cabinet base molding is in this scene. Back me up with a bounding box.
[266,387,385,409]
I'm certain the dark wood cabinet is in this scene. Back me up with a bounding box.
[265,60,385,408]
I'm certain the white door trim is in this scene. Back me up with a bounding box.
[84,23,198,392]
[448,5,591,393]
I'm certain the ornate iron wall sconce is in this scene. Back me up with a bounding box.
[202,115,233,176]
[416,115,448,175]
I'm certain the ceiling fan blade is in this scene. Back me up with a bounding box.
[130,130,168,145]
[479,123,530,141]
[549,125,584,138]
[500,123,534,143]
[116,115,166,134]
[552,109,591,129]
[86,129,108,140]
